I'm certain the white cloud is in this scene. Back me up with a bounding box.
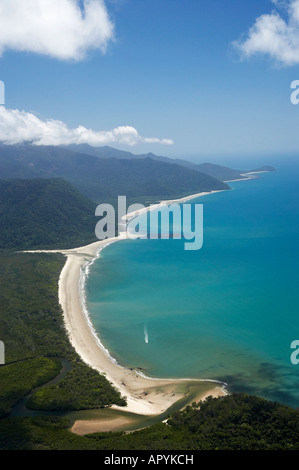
[234,0,299,66]
[0,0,114,60]
[0,106,174,147]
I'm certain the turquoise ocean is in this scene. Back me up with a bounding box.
[85,159,299,407]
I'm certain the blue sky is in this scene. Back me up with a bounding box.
[1,0,299,163]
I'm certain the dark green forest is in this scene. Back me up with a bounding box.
[0,144,229,202]
[0,144,234,252]
[0,145,275,253]
[0,144,286,451]
[0,252,298,450]
[0,394,298,450]
[0,358,62,418]
[66,143,275,181]
[0,252,126,421]
[0,178,98,250]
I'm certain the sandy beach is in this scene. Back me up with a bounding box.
[223,170,269,183]
[121,190,225,222]
[26,190,227,431]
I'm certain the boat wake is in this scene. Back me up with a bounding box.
[144,324,149,344]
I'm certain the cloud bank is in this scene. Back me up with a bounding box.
[0,107,173,147]
[0,0,114,60]
[235,0,299,66]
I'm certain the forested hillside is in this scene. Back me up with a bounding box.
[0,178,97,250]
[0,144,229,203]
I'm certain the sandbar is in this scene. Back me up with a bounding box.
[25,190,227,429]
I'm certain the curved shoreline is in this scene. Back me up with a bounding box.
[58,241,226,417]
[25,190,228,418]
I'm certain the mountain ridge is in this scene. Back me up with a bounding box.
[0,144,229,203]
[65,144,274,182]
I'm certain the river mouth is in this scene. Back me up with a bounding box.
[10,358,222,434]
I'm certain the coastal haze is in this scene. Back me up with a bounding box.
[0,0,299,452]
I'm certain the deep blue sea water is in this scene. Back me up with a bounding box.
[86,159,299,407]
